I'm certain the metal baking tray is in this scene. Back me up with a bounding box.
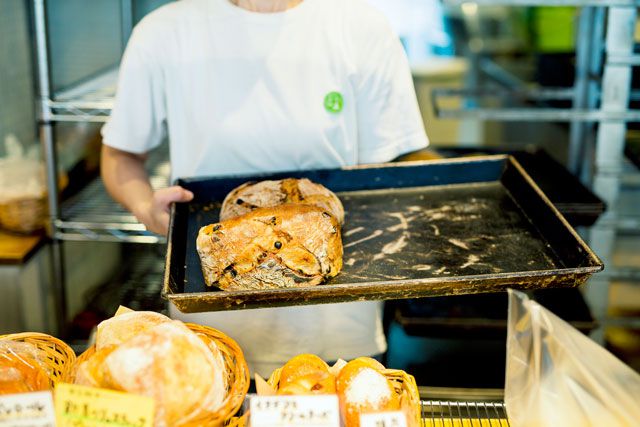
[163,156,603,313]
[436,146,606,226]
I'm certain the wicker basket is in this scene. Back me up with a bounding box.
[74,322,250,427]
[268,366,421,427]
[0,194,47,234]
[0,332,77,386]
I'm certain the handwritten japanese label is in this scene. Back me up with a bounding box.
[0,391,55,427]
[54,383,154,427]
[360,411,407,427]
[250,395,340,427]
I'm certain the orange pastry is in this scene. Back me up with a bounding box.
[279,354,330,386]
[278,371,336,395]
[0,348,50,394]
[336,359,400,427]
[275,354,336,395]
[350,357,386,371]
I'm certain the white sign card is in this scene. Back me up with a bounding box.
[360,411,408,427]
[0,391,56,427]
[249,395,341,427]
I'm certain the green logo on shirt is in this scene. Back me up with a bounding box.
[324,91,343,113]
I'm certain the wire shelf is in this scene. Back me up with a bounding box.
[49,68,118,122]
[421,400,510,427]
[56,147,170,243]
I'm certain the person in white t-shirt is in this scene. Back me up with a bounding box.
[101,0,428,376]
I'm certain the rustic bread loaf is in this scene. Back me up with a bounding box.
[220,178,344,224]
[197,203,343,290]
[74,312,228,427]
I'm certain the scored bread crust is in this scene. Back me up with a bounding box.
[197,203,343,290]
[219,178,345,224]
[95,311,170,350]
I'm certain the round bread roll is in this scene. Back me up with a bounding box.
[77,321,227,427]
[0,351,50,394]
[277,371,336,395]
[351,357,386,372]
[277,354,335,395]
[220,178,345,224]
[95,311,171,350]
[279,354,330,386]
[336,360,400,427]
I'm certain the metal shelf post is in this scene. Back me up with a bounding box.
[568,7,605,179]
[34,0,67,335]
[586,6,638,343]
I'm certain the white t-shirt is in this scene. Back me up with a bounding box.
[102,0,428,376]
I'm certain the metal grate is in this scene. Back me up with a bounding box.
[56,146,171,242]
[421,400,510,427]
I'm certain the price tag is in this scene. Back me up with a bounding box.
[54,383,154,427]
[0,391,55,427]
[250,395,341,427]
[360,411,407,427]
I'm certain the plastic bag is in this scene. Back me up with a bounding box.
[505,289,640,427]
[0,339,52,394]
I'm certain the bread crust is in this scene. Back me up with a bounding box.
[336,360,400,427]
[74,313,228,427]
[220,178,344,224]
[197,204,343,290]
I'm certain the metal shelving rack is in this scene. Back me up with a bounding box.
[441,0,640,341]
[33,0,168,331]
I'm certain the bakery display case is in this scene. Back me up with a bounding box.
[18,0,639,425]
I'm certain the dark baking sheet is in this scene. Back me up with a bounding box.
[163,156,603,313]
[434,146,606,226]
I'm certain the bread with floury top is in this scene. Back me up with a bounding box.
[336,358,401,427]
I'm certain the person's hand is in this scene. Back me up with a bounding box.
[133,186,194,236]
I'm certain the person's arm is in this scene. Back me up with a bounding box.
[100,18,191,235]
[101,145,192,235]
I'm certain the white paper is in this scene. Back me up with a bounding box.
[250,395,340,427]
[0,391,55,427]
[360,411,407,427]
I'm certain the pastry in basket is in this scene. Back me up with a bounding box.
[269,354,406,427]
[0,340,51,394]
[74,310,229,427]
[336,358,400,427]
[277,354,336,395]
[220,178,345,224]
[197,203,343,290]
[95,310,170,350]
